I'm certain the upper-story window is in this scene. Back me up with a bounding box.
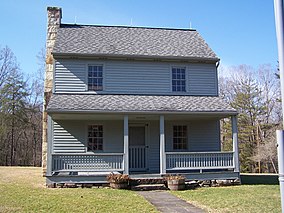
[88,65,103,91]
[172,67,186,92]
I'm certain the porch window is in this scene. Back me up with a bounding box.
[88,125,103,151]
[173,125,187,150]
[88,65,103,91]
[172,67,186,92]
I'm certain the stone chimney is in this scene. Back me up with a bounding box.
[42,7,62,176]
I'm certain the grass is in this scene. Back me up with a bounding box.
[172,184,281,213]
[1,167,281,213]
[0,167,157,213]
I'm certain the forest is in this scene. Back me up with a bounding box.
[0,45,281,173]
[0,46,43,167]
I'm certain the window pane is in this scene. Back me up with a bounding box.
[98,71,103,77]
[98,78,103,85]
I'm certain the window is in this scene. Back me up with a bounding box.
[172,67,186,92]
[88,125,103,151]
[88,65,103,91]
[173,125,187,150]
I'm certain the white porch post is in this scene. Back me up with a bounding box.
[160,115,166,174]
[232,115,240,173]
[124,115,129,175]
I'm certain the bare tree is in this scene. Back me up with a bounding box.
[219,64,280,173]
[0,46,44,166]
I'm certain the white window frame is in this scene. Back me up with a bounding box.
[171,66,187,92]
[87,64,104,91]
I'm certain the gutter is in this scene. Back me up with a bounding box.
[51,52,220,63]
[47,109,238,116]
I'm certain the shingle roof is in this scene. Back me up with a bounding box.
[47,94,237,114]
[53,24,218,61]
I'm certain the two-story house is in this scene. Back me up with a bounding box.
[43,7,240,185]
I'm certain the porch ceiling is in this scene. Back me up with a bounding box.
[47,94,237,116]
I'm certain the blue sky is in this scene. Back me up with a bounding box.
[0,0,278,75]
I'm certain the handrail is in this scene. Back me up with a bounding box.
[52,153,124,172]
[166,151,234,170]
[166,151,234,155]
[52,152,124,156]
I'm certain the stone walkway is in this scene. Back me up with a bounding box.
[137,191,205,213]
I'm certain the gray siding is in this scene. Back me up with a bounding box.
[51,118,221,173]
[54,60,86,92]
[165,119,221,152]
[54,59,218,96]
[52,120,124,153]
[105,61,170,93]
[188,64,218,96]
[53,121,86,153]
[188,120,221,151]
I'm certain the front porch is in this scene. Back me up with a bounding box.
[46,114,239,184]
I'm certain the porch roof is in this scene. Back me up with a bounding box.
[47,94,237,115]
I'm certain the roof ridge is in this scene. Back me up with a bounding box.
[60,23,197,32]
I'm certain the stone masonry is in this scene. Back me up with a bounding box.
[42,7,61,176]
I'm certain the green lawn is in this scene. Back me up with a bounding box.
[0,167,157,213]
[0,167,281,213]
[172,184,281,213]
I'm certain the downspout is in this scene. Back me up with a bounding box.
[216,60,220,69]
[216,60,220,96]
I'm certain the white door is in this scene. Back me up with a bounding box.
[129,125,147,172]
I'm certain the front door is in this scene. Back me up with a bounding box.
[129,125,147,172]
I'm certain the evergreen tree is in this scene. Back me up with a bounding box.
[0,69,29,165]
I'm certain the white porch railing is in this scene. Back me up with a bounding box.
[166,151,234,170]
[129,145,146,171]
[52,153,124,172]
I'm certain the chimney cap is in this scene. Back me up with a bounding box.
[47,6,62,11]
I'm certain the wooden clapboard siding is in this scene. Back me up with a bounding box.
[188,64,218,95]
[188,120,221,152]
[104,61,170,93]
[52,120,124,154]
[53,121,86,153]
[53,59,218,96]
[54,60,86,92]
[165,119,221,152]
